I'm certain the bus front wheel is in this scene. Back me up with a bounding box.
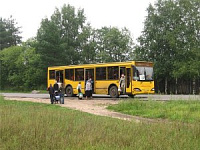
[65,86,73,97]
[109,86,119,98]
[128,94,135,98]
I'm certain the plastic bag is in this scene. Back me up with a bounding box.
[118,86,121,92]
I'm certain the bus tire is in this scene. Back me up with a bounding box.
[65,86,73,97]
[128,94,135,98]
[109,86,119,98]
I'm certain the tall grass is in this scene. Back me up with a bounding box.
[107,99,200,123]
[0,96,200,149]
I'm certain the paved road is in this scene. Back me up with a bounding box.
[1,93,200,100]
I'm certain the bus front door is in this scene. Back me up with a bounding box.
[126,68,132,94]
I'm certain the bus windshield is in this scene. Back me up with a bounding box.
[133,66,153,81]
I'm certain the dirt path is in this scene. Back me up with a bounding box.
[4,97,163,123]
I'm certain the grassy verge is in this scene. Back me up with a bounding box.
[0,90,31,93]
[107,99,200,123]
[0,90,48,94]
[0,96,200,149]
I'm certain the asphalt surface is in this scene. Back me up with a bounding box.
[1,93,200,100]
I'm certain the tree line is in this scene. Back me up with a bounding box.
[135,0,200,94]
[0,1,200,94]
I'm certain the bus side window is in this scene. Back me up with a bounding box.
[133,66,139,80]
[96,67,106,80]
[49,70,55,79]
[108,66,119,80]
[75,68,84,81]
[65,69,74,81]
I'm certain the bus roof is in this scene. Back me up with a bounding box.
[48,61,153,69]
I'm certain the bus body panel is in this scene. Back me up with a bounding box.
[132,81,154,95]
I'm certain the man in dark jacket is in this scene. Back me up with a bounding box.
[53,81,59,92]
[47,84,54,104]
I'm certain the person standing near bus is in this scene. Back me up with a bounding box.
[77,82,81,94]
[85,79,92,99]
[120,74,126,94]
[47,84,54,104]
[54,80,59,92]
[89,78,93,98]
[77,82,83,99]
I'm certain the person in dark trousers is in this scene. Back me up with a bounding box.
[53,80,59,92]
[53,80,59,103]
[47,84,54,104]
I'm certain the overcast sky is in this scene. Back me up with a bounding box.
[0,0,156,42]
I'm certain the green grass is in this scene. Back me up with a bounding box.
[0,90,48,94]
[0,96,200,149]
[0,90,31,93]
[107,99,200,123]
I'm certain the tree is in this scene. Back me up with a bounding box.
[78,24,97,64]
[135,0,200,94]
[0,44,43,90]
[95,27,134,63]
[0,16,22,50]
[0,46,22,89]
[36,4,87,67]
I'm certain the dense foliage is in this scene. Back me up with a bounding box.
[36,4,133,66]
[0,43,43,90]
[135,0,200,94]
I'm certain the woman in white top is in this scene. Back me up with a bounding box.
[120,74,126,94]
[85,79,92,99]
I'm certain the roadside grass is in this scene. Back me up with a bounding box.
[0,90,31,93]
[0,90,48,94]
[37,90,48,94]
[107,99,200,123]
[0,96,200,149]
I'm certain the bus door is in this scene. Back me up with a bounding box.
[120,67,126,93]
[85,68,94,93]
[126,67,132,93]
[120,67,132,94]
[55,70,64,83]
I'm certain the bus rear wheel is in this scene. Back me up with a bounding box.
[65,86,73,97]
[109,86,119,98]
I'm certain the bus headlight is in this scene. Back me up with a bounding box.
[151,88,155,91]
[134,88,141,92]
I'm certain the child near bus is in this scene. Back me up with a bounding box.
[77,82,82,99]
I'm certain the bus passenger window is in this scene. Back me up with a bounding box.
[108,66,119,80]
[65,69,74,80]
[96,67,106,80]
[133,66,140,80]
[49,70,55,79]
[75,68,84,81]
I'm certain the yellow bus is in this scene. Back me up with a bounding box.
[47,61,155,98]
